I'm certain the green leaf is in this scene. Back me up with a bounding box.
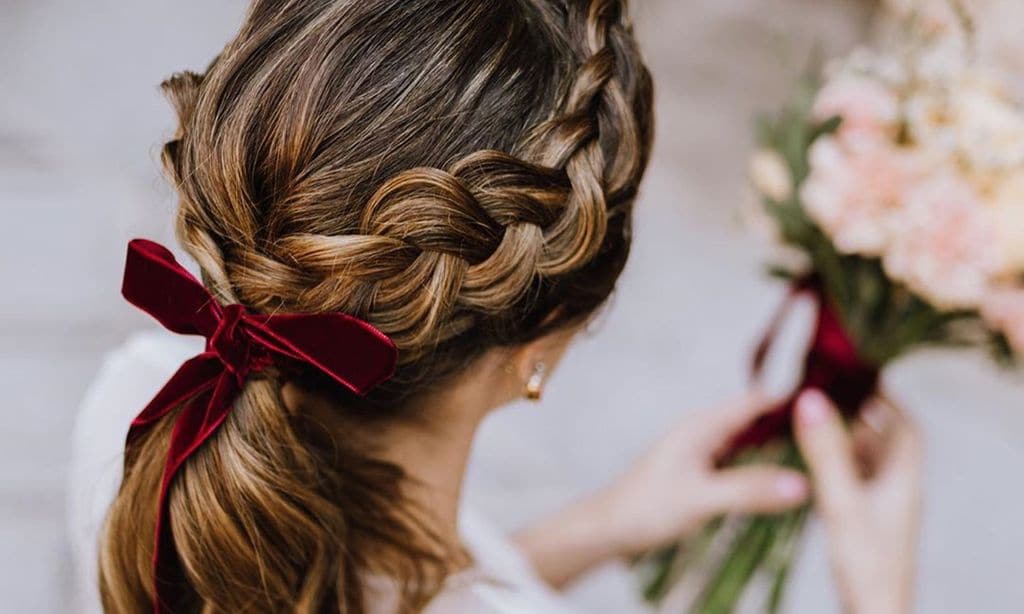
[809,115,843,142]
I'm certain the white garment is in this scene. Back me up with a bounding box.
[66,331,576,614]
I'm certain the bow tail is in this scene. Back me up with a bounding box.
[128,354,224,438]
[121,354,220,479]
[150,369,241,613]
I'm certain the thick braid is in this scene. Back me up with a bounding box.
[530,0,614,275]
[224,152,565,356]
[530,0,645,272]
[219,153,569,355]
[200,1,646,361]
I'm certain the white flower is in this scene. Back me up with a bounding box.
[905,90,959,156]
[916,38,971,85]
[953,81,1024,169]
[991,171,1024,273]
[905,71,1024,170]
[883,0,970,34]
[844,47,907,85]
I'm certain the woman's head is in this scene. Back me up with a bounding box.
[101,0,652,611]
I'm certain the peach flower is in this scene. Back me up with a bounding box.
[801,135,926,256]
[883,171,1002,309]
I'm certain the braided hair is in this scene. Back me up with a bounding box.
[100,1,653,612]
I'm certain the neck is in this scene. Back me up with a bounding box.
[377,391,487,549]
[373,353,513,551]
[284,356,508,562]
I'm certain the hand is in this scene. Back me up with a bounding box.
[794,389,923,614]
[597,391,811,557]
[514,392,810,588]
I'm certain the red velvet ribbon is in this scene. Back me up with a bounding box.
[120,239,398,613]
[722,278,879,462]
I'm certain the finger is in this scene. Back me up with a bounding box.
[794,389,861,522]
[850,398,895,478]
[850,418,883,479]
[706,465,810,515]
[681,390,785,452]
[872,396,924,493]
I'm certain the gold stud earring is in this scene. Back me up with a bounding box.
[524,362,547,401]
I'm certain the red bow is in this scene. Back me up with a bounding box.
[120,239,397,613]
[721,277,879,461]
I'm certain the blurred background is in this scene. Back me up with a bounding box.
[2,1,1023,612]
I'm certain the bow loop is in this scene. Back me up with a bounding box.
[120,239,398,614]
[121,239,222,338]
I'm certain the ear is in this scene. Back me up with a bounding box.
[507,339,547,385]
[505,322,581,385]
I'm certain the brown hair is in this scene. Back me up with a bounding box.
[99,0,653,612]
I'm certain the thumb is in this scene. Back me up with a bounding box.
[706,465,810,516]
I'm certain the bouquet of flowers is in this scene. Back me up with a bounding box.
[639,2,1023,611]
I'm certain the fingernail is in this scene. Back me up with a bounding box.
[776,474,809,501]
[797,389,829,426]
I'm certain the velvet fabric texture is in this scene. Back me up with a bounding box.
[120,239,398,613]
[723,277,880,460]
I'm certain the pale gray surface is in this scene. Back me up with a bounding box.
[3,1,1023,612]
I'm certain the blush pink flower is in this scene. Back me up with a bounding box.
[883,171,1002,309]
[802,135,926,256]
[813,75,900,143]
[982,288,1024,356]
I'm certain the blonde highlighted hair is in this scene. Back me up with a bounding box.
[100,0,653,611]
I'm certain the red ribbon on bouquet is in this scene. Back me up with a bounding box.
[120,239,398,614]
[721,277,880,461]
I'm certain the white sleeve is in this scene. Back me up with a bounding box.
[65,332,201,614]
[425,581,555,614]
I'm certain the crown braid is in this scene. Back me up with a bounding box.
[168,0,650,369]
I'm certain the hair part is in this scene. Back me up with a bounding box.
[100,0,653,611]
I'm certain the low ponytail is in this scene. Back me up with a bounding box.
[100,374,448,613]
[167,379,342,612]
